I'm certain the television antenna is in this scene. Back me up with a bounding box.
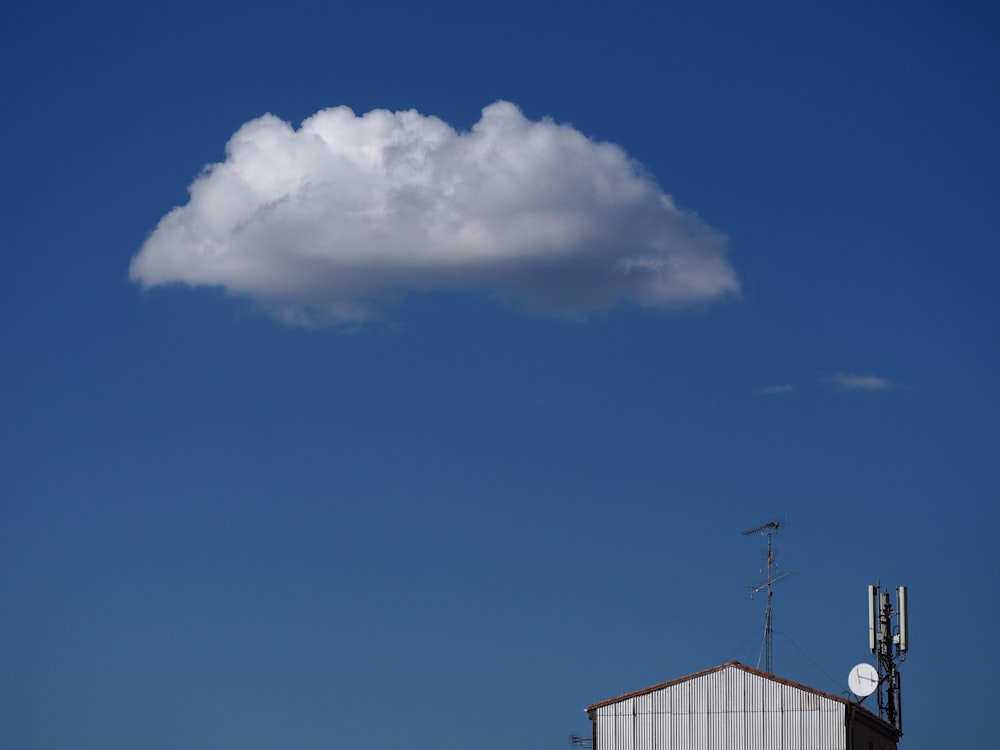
[742,519,792,674]
[865,582,908,733]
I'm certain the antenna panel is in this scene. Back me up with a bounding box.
[868,584,878,653]
[897,586,908,652]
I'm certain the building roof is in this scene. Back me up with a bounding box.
[586,660,897,736]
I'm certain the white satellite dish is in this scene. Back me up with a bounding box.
[848,663,879,697]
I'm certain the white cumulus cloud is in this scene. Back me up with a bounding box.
[130,101,739,324]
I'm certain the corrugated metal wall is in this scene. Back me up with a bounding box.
[595,666,845,750]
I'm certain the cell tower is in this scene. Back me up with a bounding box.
[867,582,909,733]
[742,520,792,674]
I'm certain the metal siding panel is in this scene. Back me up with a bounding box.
[782,683,797,711]
[670,687,688,749]
[764,675,783,721]
[801,706,814,750]
[692,673,708,714]
[746,696,765,750]
[705,670,728,750]
[726,711,745,750]
[730,672,746,750]
[692,677,708,750]
[746,669,764,712]
[652,689,670,750]
[598,700,633,750]
[704,671,721,750]
[724,668,746,750]
[636,694,652,750]
[672,682,688,745]
[671,680,689,715]
[703,669,723,713]
[822,699,846,750]
[803,695,829,750]
[689,706,706,750]
[652,693,664,750]
[781,685,810,750]
[762,676,783,749]
[595,705,613,750]
[597,704,614,750]
[707,711,725,748]
[623,698,635,750]
[726,667,746,712]
[781,685,799,748]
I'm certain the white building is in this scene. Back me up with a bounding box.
[586,661,900,750]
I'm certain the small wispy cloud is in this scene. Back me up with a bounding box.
[757,384,793,395]
[830,373,893,391]
[130,102,739,324]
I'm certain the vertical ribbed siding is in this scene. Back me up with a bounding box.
[594,665,846,750]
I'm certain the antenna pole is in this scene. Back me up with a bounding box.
[743,520,791,674]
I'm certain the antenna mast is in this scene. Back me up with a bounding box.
[743,520,792,674]
[868,582,908,733]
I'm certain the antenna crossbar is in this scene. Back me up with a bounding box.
[748,571,792,597]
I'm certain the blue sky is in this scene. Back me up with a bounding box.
[2,2,998,748]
